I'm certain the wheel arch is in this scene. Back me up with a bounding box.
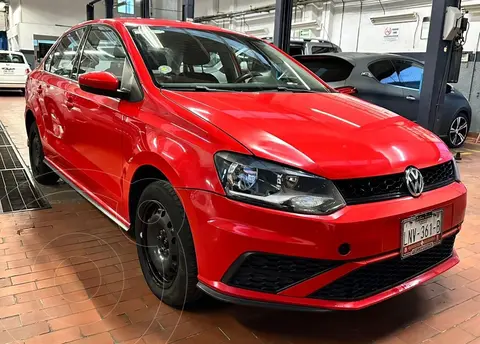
[123,152,185,232]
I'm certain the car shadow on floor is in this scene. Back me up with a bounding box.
[203,289,433,343]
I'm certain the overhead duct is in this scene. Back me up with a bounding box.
[370,12,418,25]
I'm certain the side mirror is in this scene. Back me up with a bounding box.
[79,71,129,99]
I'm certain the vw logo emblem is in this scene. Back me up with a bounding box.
[405,166,424,197]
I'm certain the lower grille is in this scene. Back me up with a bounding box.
[224,253,342,293]
[310,235,456,301]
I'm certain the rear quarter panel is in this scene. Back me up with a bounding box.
[436,92,472,137]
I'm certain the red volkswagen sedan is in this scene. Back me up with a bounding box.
[25,19,467,311]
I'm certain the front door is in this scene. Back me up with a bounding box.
[67,25,131,213]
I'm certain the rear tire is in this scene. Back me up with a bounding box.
[447,113,469,148]
[135,180,202,308]
[28,123,58,185]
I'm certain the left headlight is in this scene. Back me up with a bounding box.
[214,152,346,215]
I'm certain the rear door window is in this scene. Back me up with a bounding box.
[297,56,354,82]
[392,59,424,90]
[0,53,25,64]
[368,60,401,86]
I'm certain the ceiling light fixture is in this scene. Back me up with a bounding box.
[370,12,418,25]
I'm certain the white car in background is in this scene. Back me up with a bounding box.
[0,51,30,94]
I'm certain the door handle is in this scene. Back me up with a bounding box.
[406,95,416,101]
[65,95,74,110]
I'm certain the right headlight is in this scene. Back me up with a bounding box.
[214,151,346,215]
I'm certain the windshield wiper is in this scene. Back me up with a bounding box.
[193,85,230,92]
[274,86,318,93]
[160,85,230,92]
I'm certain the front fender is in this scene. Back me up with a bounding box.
[120,123,249,221]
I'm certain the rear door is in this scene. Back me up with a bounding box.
[37,28,87,168]
[0,52,29,86]
[391,59,424,122]
[362,59,406,115]
[295,55,354,89]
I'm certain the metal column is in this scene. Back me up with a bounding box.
[273,0,293,53]
[105,0,114,19]
[86,0,101,20]
[87,4,94,20]
[141,0,151,18]
[418,0,461,131]
[182,0,195,21]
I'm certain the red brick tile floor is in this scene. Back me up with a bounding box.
[0,91,479,344]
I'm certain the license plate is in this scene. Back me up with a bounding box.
[401,210,443,258]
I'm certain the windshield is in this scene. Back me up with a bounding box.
[127,25,329,92]
[0,53,25,64]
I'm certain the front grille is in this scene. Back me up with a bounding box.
[334,161,455,205]
[310,235,456,301]
[224,253,342,293]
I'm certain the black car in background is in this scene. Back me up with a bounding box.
[295,53,472,147]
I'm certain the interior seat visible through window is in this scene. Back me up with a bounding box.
[76,26,127,82]
[180,41,220,83]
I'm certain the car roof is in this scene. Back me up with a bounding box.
[296,52,421,65]
[72,18,256,39]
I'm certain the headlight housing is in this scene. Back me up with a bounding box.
[453,157,461,182]
[214,152,346,215]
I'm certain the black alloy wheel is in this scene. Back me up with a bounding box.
[140,201,179,288]
[28,124,58,185]
[135,180,202,308]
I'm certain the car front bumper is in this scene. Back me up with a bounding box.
[177,181,466,310]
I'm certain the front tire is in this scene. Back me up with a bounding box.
[28,123,58,185]
[135,180,202,308]
[447,113,469,148]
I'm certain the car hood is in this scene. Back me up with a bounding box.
[163,90,452,179]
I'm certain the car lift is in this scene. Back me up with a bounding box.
[418,0,468,134]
